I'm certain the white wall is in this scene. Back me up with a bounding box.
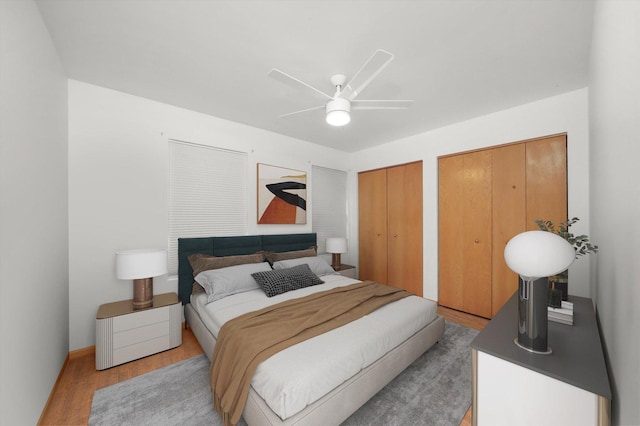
[0,1,69,424]
[68,81,351,350]
[589,1,640,424]
[349,89,590,301]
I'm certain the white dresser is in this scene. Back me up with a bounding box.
[96,292,182,370]
[471,293,611,426]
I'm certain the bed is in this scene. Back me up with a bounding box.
[179,233,445,426]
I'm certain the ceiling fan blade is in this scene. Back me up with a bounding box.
[341,50,394,100]
[351,99,413,110]
[279,105,325,118]
[268,69,333,100]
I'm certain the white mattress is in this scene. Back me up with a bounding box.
[191,275,438,420]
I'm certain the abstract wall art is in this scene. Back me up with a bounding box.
[257,163,307,224]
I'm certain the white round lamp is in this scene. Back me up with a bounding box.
[505,231,575,280]
[504,231,574,354]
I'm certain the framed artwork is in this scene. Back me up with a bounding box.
[257,163,307,224]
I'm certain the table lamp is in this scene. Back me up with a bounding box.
[504,231,574,354]
[326,237,348,270]
[116,248,168,310]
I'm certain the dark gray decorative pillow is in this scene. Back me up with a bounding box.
[251,263,324,297]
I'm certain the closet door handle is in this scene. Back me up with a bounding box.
[474,239,479,243]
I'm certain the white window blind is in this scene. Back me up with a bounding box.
[168,140,247,274]
[311,165,348,253]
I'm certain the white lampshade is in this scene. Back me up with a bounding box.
[504,231,575,281]
[116,249,168,280]
[326,98,351,127]
[326,237,348,254]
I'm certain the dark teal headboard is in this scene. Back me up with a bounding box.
[177,233,317,304]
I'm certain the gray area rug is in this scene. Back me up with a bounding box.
[89,321,477,426]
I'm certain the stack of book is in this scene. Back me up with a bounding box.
[548,301,574,325]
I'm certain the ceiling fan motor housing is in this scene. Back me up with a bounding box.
[326,97,350,114]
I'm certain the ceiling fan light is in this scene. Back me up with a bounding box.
[326,98,351,127]
[326,110,350,126]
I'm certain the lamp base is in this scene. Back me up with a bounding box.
[516,277,552,355]
[331,253,341,270]
[133,278,153,310]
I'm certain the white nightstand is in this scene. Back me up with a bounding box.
[334,264,356,279]
[96,292,182,370]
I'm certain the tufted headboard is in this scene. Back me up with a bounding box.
[177,233,317,304]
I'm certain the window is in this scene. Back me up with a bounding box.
[168,140,247,274]
[311,165,348,253]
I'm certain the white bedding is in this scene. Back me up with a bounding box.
[191,275,438,421]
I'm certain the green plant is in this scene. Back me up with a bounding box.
[535,217,598,258]
[536,217,597,303]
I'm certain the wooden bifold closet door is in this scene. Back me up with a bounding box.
[438,151,492,318]
[358,168,388,285]
[438,134,567,318]
[359,161,423,296]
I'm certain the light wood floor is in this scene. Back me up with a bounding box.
[39,306,488,426]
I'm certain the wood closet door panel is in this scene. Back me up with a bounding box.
[387,161,423,296]
[526,135,568,229]
[358,169,388,284]
[462,151,493,318]
[438,155,465,310]
[438,134,568,319]
[491,144,526,316]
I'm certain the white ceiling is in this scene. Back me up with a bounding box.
[36,0,594,153]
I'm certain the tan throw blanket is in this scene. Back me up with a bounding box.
[210,281,411,426]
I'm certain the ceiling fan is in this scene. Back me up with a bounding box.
[268,49,412,127]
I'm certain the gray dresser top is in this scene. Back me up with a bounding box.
[472,292,612,399]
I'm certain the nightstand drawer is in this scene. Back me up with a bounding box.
[113,335,170,366]
[113,320,169,349]
[334,264,356,279]
[338,268,356,279]
[112,307,168,332]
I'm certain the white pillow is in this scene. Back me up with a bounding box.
[195,261,272,303]
[273,256,338,277]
